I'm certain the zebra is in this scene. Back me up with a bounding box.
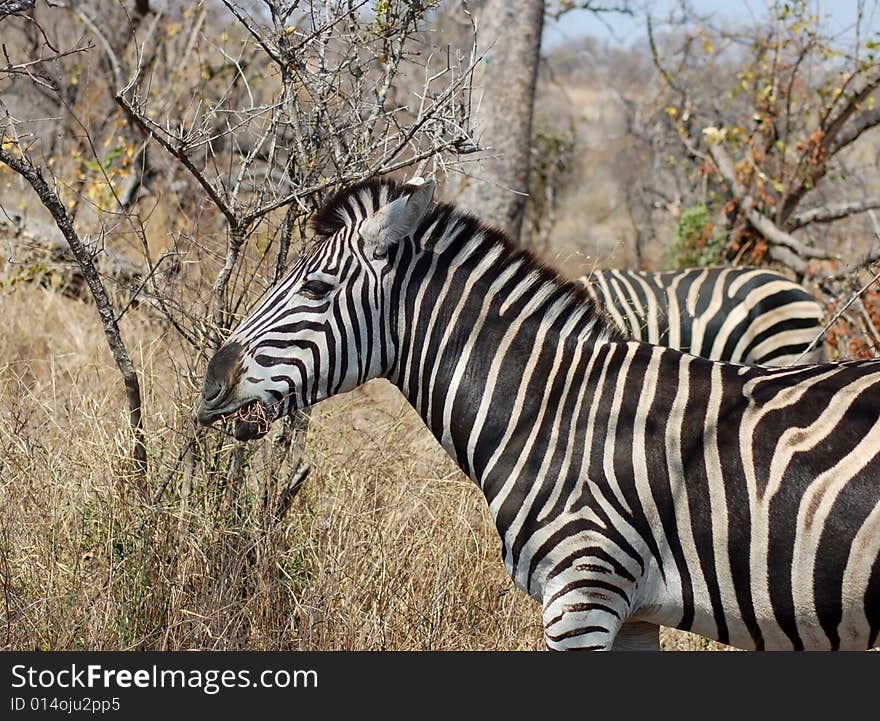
[577,267,825,365]
[196,177,880,651]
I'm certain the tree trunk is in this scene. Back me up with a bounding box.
[455,0,544,244]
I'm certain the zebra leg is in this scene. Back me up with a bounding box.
[610,621,660,651]
[541,578,633,651]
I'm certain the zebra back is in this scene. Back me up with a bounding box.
[578,267,825,365]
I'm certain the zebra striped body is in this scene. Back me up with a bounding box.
[578,268,825,365]
[197,178,880,650]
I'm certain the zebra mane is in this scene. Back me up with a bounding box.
[310,177,402,237]
[310,177,622,341]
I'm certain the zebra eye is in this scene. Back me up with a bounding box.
[300,279,333,299]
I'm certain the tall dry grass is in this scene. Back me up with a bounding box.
[0,283,727,650]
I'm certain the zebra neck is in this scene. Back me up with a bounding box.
[386,231,609,496]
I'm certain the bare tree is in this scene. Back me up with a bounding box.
[604,2,880,358]
[641,3,880,276]
[110,1,480,531]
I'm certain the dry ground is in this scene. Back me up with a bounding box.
[0,284,730,650]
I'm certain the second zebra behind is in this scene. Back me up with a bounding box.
[579,267,825,365]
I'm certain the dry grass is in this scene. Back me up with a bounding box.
[0,284,725,651]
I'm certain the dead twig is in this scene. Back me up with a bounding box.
[792,267,880,364]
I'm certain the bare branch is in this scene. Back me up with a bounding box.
[240,137,478,227]
[549,1,634,20]
[829,107,880,155]
[781,66,880,223]
[813,246,880,285]
[116,93,238,227]
[767,243,808,274]
[0,32,92,92]
[792,267,880,364]
[0,145,147,478]
[788,197,880,230]
[646,16,708,164]
[220,1,283,66]
[74,7,123,90]
[821,67,880,152]
[0,0,35,16]
[0,40,92,77]
[647,16,686,100]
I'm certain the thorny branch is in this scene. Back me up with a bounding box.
[106,0,480,517]
[118,1,479,333]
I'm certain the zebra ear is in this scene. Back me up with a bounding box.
[360,179,435,259]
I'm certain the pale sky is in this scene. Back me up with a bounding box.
[543,1,879,49]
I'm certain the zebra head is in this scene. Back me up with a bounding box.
[196,177,436,440]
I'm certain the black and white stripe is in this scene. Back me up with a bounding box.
[197,177,880,651]
[578,268,825,365]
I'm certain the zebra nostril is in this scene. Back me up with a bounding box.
[201,378,225,406]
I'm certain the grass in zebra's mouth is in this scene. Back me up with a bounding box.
[230,400,276,441]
